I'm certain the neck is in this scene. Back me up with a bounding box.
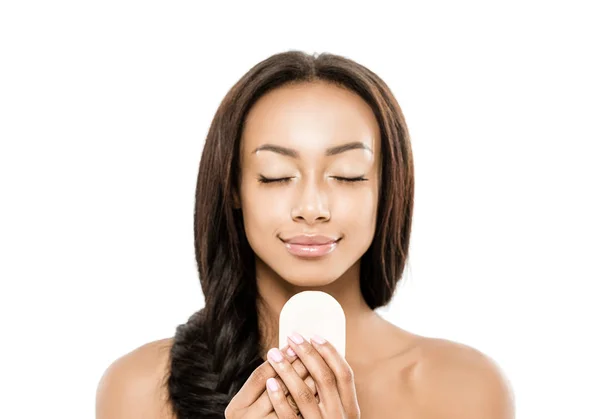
[254,258,381,364]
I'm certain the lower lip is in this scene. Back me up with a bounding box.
[282,239,340,258]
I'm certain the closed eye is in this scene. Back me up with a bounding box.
[257,176,293,184]
[331,176,368,183]
[258,176,368,184]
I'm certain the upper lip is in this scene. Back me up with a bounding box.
[281,234,340,245]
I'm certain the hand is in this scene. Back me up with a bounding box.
[224,344,319,418]
[265,333,361,418]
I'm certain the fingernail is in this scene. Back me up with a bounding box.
[267,377,279,391]
[290,332,304,344]
[286,347,296,357]
[311,334,326,344]
[268,348,284,362]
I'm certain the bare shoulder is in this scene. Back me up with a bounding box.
[96,337,175,419]
[413,337,515,419]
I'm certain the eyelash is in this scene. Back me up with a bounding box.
[258,175,368,184]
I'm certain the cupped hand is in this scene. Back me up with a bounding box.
[265,333,361,419]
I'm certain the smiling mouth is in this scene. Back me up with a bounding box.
[281,238,341,258]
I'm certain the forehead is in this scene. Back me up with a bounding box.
[240,81,380,159]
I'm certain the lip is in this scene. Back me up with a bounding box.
[281,235,340,245]
[280,235,341,258]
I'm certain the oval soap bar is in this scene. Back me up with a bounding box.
[279,291,346,357]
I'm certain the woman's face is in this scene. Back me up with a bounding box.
[237,81,381,287]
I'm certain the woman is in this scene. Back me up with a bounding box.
[96,50,514,419]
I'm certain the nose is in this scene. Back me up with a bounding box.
[290,177,330,224]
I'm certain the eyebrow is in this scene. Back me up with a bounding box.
[251,141,373,158]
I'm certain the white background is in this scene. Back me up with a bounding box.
[1,1,598,418]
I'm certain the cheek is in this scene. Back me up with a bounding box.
[240,187,289,237]
[335,188,378,230]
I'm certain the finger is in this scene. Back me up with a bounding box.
[251,373,318,417]
[281,374,318,415]
[287,375,318,412]
[276,372,318,412]
[271,355,318,414]
[266,347,321,418]
[309,334,361,418]
[276,357,311,396]
[244,355,313,416]
[228,344,298,409]
[265,377,302,419]
[287,333,343,414]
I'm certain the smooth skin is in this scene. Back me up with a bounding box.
[225,343,317,418]
[225,334,359,419]
[96,80,515,418]
[96,334,515,419]
[235,80,384,370]
[231,79,378,418]
[266,334,360,419]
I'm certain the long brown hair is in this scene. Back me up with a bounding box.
[165,50,414,418]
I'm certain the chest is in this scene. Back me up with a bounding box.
[351,355,424,419]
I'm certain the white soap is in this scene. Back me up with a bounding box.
[278,291,346,357]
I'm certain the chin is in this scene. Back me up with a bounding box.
[254,252,352,287]
[278,270,341,288]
